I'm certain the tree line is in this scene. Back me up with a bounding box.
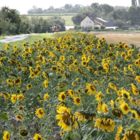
[72,3,140,28]
[28,4,83,14]
[0,7,65,35]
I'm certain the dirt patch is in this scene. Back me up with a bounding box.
[90,33,140,48]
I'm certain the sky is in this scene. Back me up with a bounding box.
[0,0,132,14]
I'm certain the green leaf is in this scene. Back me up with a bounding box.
[0,133,3,139]
[0,114,8,121]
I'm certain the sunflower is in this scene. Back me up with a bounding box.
[35,108,45,119]
[108,82,117,91]
[117,90,122,96]
[72,82,76,87]
[106,88,110,94]
[123,130,139,140]
[103,63,109,70]
[68,89,75,98]
[20,129,28,136]
[58,92,66,101]
[74,112,86,122]
[121,52,126,58]
[130,98,136,105]
[135,76,140,83]
[22,67,28,71]
[6,79,12,85]
[131,110,139,119]
[56,106,78,132]
[16,114,23,121]
[27,84,32,90]
[74,97,81,106]
[102,103,108,114]
[60,131,64,136]
[51,66,58,71]
[115,134,123,140]
[57,102,66,109]
[11,94,16,103]
[30,72,35,78]
[86,83,96,95]
[94,117,115,132]
[17,94,24,101]
[44,93,49,101]
[42,71,49,79]
[97,101,102,113]
[112,109,123,119]
[33,133,43,140]
[120,102,130,114]
[110,100,115,108]
[81,61,87,67]
[43,80,49,88]
[14,78,22,85]
[122,90,130,100]
[124,44,128,50]
[3,131,10,140]
[18,106,24,111]
[95,92,103,101]
[117,125,123,134]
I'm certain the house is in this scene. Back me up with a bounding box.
[80,16,115,30]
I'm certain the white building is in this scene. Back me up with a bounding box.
[80,16,115,29]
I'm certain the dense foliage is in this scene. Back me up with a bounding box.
[72,3,140,28]
[28,4,83,14]
[0,32,140,140]
[0,7,65,35]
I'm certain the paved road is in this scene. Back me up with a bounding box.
[0,34,37,43]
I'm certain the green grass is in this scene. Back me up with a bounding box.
[0,33,54,50]
[0,36,4,39]
[26,15,74,26]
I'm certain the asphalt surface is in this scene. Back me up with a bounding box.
[0,34,37,43]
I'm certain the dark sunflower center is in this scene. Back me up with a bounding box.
[126,131,137,140]
[90,86,95,91]
[39,110,43,115]
[61,95,66,100]
[76,98,80,103]
[62,112,72,126]
[124,105,129,111]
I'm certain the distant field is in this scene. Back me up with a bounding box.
[93,33,140,48]
[25,13,75,26]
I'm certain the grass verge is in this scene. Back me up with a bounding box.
[0,33,54,50]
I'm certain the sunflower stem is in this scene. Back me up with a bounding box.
[77,120,83,139]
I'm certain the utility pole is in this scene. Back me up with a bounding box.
[131,0,140,6]
[138,0,140,6]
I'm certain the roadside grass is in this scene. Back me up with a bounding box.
[26,15,74,26]
[0,33,54,50]
[0,36,4,39]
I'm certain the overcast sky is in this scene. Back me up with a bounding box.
[1,0,131,14]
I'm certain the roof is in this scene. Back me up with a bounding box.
[81,16,107,24]
[96,17,107,22]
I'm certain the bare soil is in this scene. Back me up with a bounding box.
[91,32,140,48]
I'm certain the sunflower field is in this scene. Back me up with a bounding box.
[0,32,140,140]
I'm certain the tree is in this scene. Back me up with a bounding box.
[64,4,72,9]
[114,19,125,28]
[72,7,97,25]
[128,6,138,25]
[91,3,101,16]
[109,9,128,21]
[100,4,114,18]
[0,7,21,34]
